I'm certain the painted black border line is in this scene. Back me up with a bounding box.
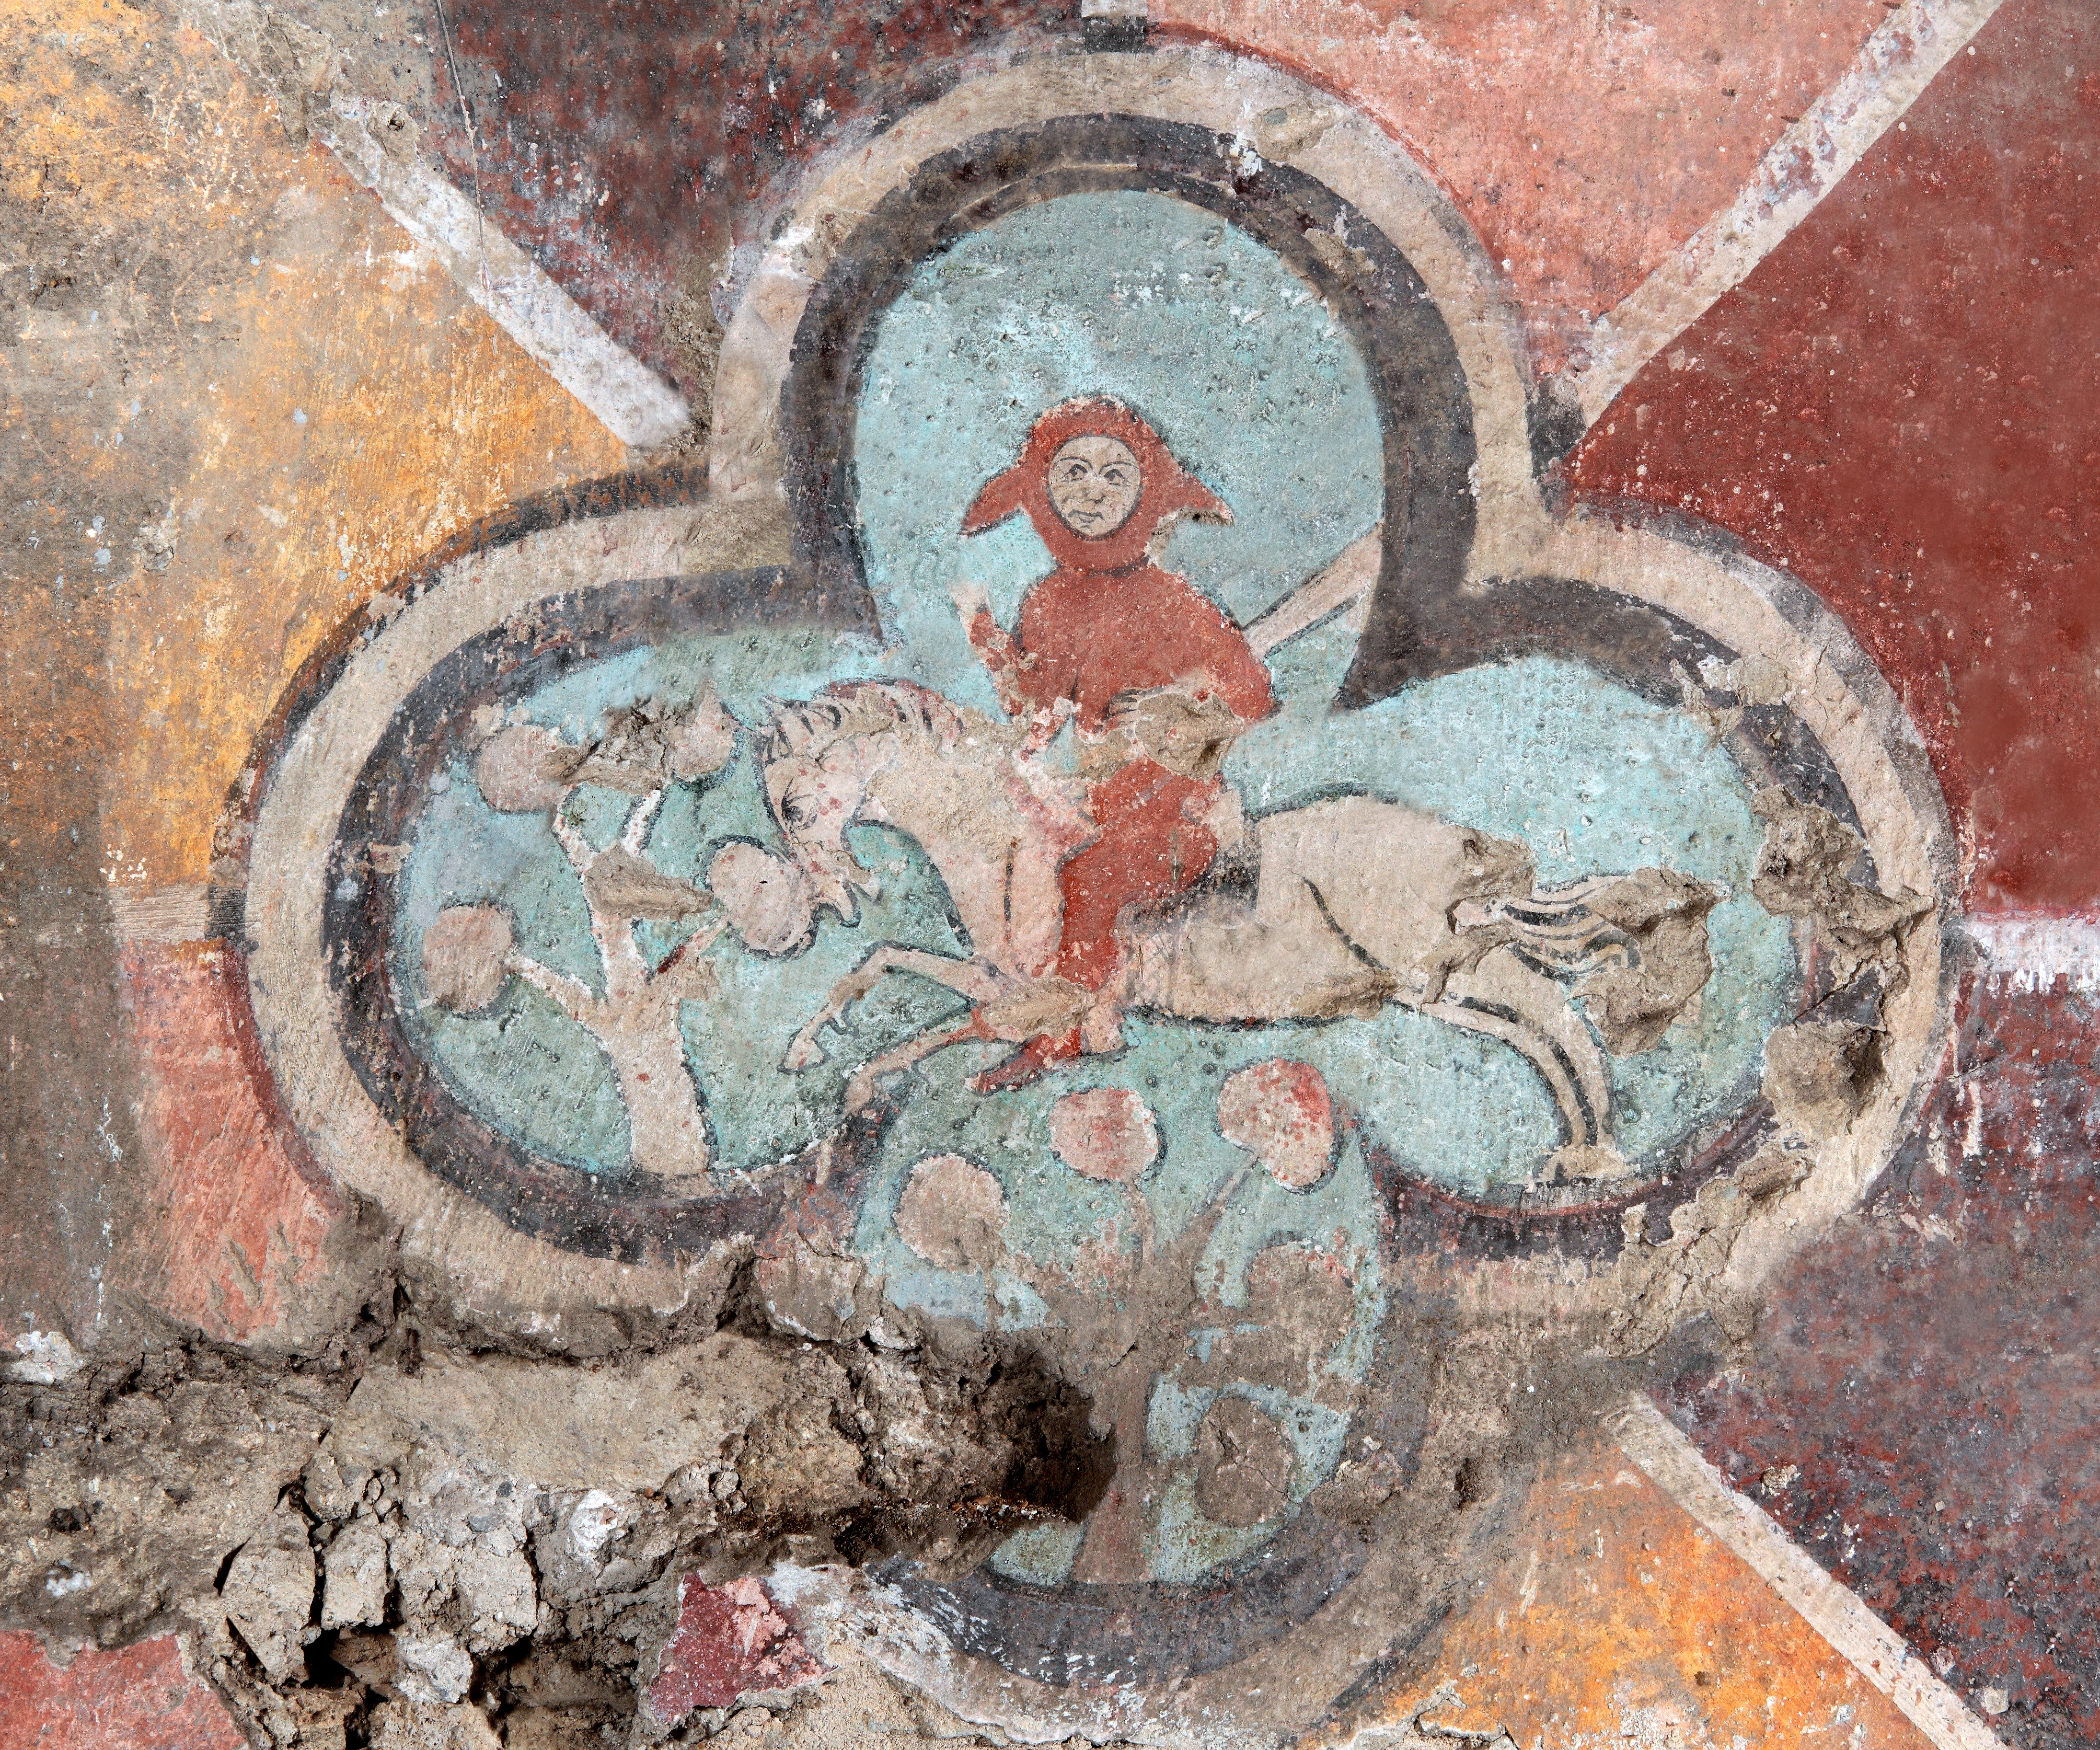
[213,467,717,1207]
[223,115,1911,1689]
[294,119,1867,1267]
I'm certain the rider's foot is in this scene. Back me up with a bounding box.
[971,1027,1081,1094]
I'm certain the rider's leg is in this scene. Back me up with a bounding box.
[976,764,1216,1090]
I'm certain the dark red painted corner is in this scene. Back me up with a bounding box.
[1567,0,2100,909]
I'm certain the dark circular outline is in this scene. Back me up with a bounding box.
[310,114,1865,1273]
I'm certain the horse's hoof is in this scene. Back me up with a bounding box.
[782,1037,827,1072]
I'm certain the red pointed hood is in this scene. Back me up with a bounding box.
[961,397,1230,573]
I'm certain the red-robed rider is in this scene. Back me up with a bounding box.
[958,396,1275,1089]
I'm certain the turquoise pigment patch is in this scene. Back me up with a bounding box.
[854,188,1384,710]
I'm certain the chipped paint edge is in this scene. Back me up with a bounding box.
[1965,914,2100,994]
[1608,1395,2007,1750]
[1572,0,2012,427]
[176,0,691,451]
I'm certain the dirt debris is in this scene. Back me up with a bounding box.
[1763,1016,1886,1138]
[1747,788,1935,1139]
[0,1269,1157,1746]
[0,1240,1687,1748]
[1608,1148,1813,1357]
[1568,866,1725,1055]
[1749,787,1933,996]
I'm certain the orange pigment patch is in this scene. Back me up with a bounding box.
[0,0,629,894]
[1318,1432,1935,1747]
[100,134,631,886]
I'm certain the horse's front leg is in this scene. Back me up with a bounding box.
[842,1013,1000,1115]
[782,946,1006,1071]
[835,974,1094,1110]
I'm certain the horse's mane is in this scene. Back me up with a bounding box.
[757,680,985,768]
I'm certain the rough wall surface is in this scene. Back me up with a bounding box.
[1,2,2091,1748]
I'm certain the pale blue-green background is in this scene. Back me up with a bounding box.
[395,183,1795,1217]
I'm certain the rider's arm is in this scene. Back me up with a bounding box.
[1202,609,1278,725]
[955,584,1042,719]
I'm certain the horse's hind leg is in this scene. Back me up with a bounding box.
[1425,946,1631,1181]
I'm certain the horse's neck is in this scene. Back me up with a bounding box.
[861,726,1039,955]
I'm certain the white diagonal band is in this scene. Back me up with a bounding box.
[1573,0,2010,428]
[178,0,690,450]
[1966,914,2100,994]
[1608,1395,2005,1750]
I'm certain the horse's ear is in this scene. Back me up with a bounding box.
[962,460,1030,536]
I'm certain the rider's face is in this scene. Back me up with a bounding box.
[1047,435,1143,539]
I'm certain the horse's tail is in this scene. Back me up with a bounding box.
[1483,879,1642,982]
[1424,945,1630,1180]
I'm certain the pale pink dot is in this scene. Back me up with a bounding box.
[1048,1087,1159,1183]
[1218,1059,1335,1190]
[894,1154,1007,1272]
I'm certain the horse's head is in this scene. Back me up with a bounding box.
[756,683,961,923]
[752,697,876,924]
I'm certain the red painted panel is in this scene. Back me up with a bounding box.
[1664,976,2100,1743]
[0,1632,245,1750]
[648,1574,824,1722]
[1155,0,1892,376]
[1566,0,2100,908]
[115,945,340,1343]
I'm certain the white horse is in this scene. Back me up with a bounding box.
[754,680,1658,1179]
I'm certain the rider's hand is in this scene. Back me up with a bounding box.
[952,582,995,640]
[1107,686,1247,779]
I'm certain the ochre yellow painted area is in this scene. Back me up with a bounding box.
[1318,1436,1932,1747]
[104,183,629,885]
[4,0,628,889]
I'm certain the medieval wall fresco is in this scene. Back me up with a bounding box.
[1,3,2093,1748]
